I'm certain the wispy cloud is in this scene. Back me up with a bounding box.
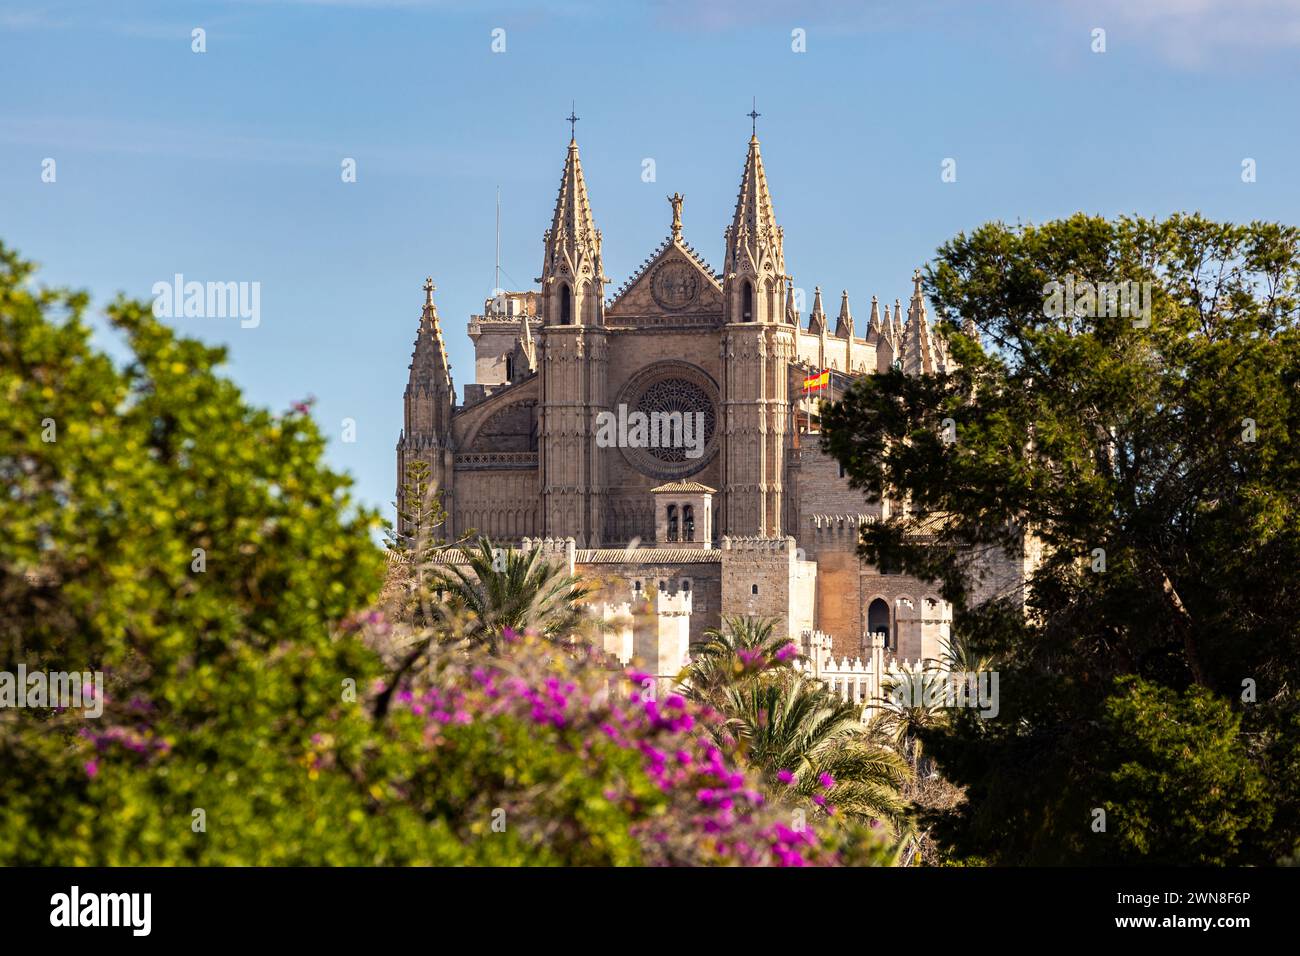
[1064,0,1300,68]
[646,0,1300,68]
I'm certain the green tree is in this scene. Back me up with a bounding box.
[389,457,448,554]
[0,241,442,863]
[821,213,1300,864]
[1102,677,1269,865]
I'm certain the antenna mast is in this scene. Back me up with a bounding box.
[495,186,501,300]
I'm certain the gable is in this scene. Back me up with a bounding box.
[605,237,723,327]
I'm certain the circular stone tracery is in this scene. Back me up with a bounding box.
[616,362,720,479]
[635,378,716,463]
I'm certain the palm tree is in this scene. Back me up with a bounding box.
[681,615,799,702]
[428,538,591,648]
[718,672,910,824]
[680,616,908,823]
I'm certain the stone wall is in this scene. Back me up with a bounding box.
[576,557,721,649]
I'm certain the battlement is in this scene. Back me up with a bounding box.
[720,535,798,555]
[809,513,879,529]
[521,536,577,574]
[521,536,577,556]
[652,587,692,616]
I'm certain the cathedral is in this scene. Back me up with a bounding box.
[397,127,1034,676]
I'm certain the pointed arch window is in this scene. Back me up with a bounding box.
[505,355,515,381]
[868,598,891,648]
[741,280,754,322]
[559,283,573,325]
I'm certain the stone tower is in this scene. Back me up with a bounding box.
[537,135,610,546]
[396,277,455,538]
[720,133,793,537]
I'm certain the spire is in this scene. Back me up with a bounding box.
[785,279,798,325]
[868,295,882,339]
[520,308,534,349]
[541,132,606,325]
[723,132,784,289]
[807,286,826,334]
[892,299,904,341]
[834,290,853,338]
[403,276,454,440]
[512,309,537,378]
[902,268,939,375]
[411,277,452,390]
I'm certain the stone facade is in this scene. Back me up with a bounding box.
[396,131,1031,673]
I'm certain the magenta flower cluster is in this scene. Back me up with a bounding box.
[78,724,171,777]
[390,647,841,866]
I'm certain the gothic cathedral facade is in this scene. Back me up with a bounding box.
[397,131,1031,669]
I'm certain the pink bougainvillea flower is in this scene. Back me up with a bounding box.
[818,772,835,789]
[777,769,795,785]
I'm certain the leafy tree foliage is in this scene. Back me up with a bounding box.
[821,214,1300,864]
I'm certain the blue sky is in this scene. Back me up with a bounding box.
[3,0,1299,523]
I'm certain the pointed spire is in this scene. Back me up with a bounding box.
[412,276,452,389]
[785,279,798,325]
[807,286,826,334]
[892,299,904,341]
[723,132,784,288]
[545,138,601,275]
[902,269,938,375]
[541,132,607,326]
[834,290,853,338]
[868,295,882,338]
[405,276,454,438]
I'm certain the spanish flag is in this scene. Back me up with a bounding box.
[803,369,829,392]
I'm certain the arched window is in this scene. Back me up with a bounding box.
[682,504,695,541]
[505,355,514,381]
[666,504,679,541]
[741,280,754,322]
[559,283,572,325]
[867,598,891,648]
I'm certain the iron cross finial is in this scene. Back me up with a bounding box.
[567,101,580,140]
[748,97,761,137]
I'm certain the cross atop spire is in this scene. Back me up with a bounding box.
[566,101,580,141]
[423,276,435,304]
[724,118,783,281]
[747,97,761,138]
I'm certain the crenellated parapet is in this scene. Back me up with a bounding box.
[720,534,798,554]
[521,535,578,574]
